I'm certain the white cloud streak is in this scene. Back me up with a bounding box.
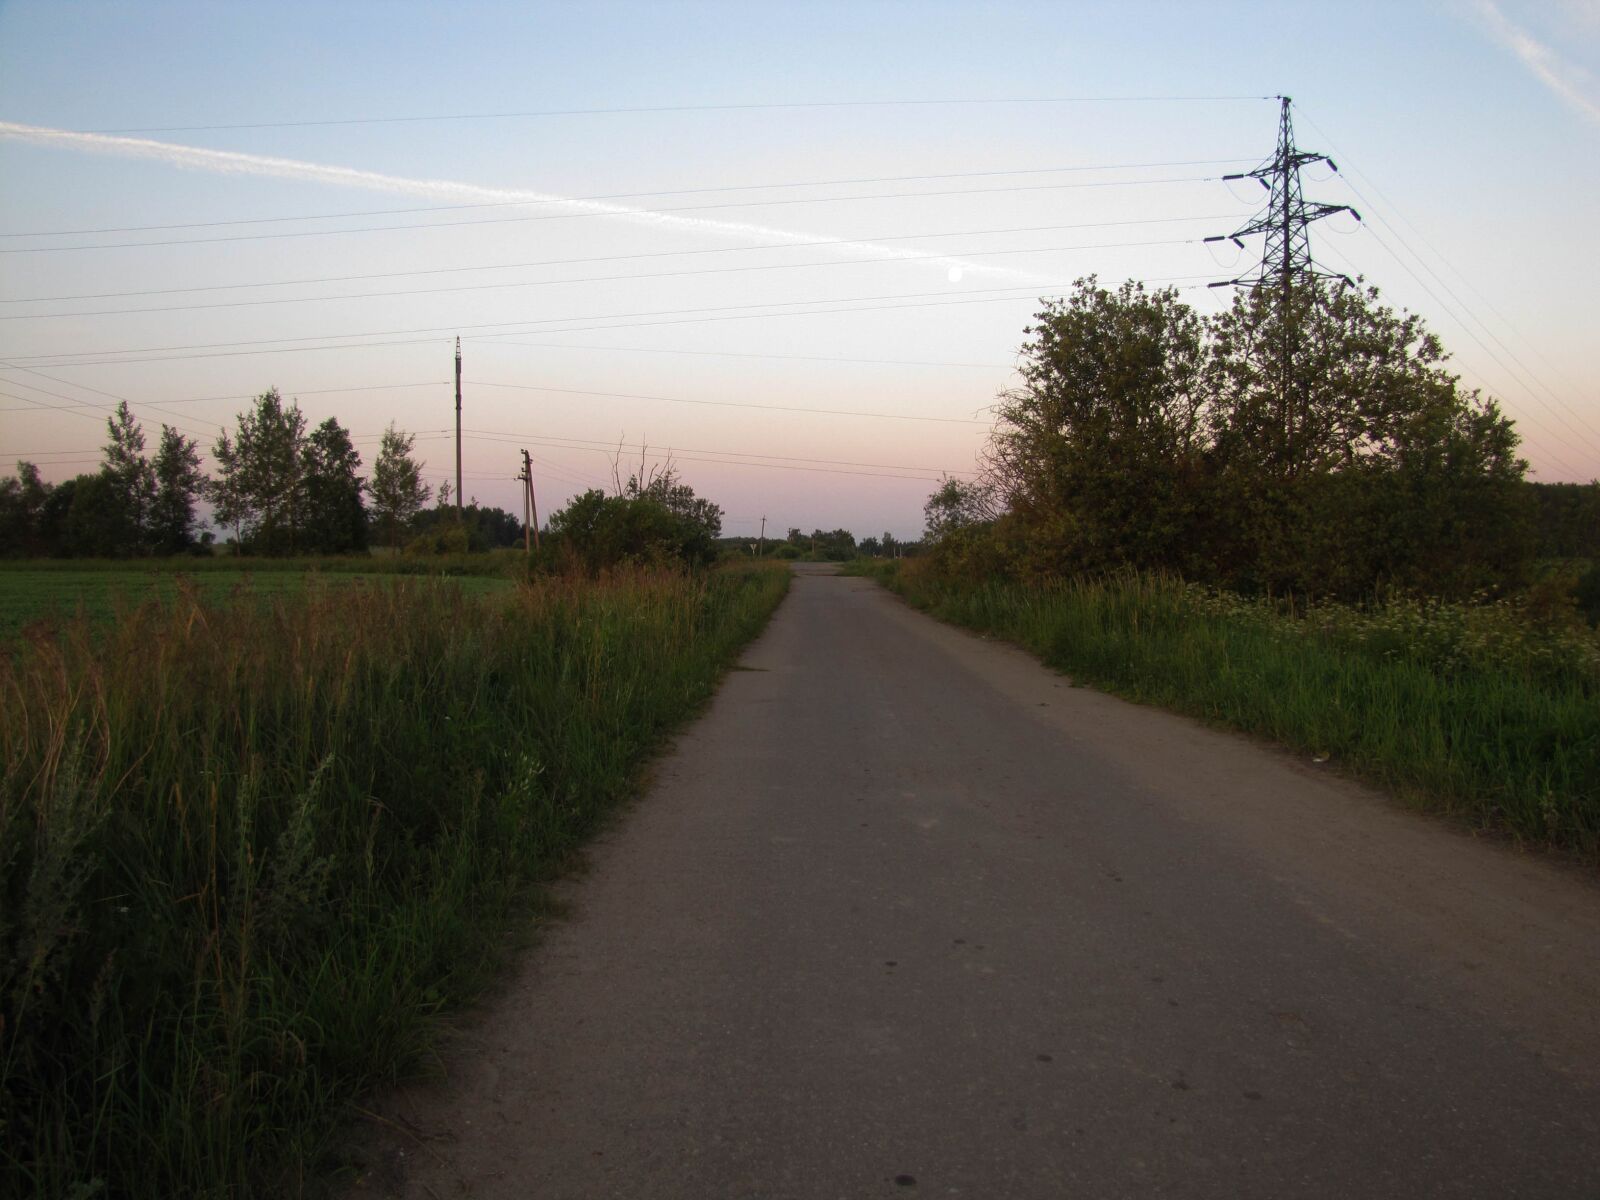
[1474,0,1600,125]
[0,120,1049,284]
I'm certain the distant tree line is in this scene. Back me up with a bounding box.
[922,275,1596,602]
[0,389,526,558]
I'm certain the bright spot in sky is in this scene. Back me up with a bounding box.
[947,266,964,283]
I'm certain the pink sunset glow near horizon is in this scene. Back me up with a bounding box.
[3,2,1597,541]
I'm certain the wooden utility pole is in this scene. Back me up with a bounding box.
[454,337,463,520]
[518,453,531,555]
[758,515,766,556]
[521,448,541,551]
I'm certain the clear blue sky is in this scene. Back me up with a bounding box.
[2,0,1596,539]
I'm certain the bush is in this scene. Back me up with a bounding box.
[404,523,472,556]
[549,472,722,571]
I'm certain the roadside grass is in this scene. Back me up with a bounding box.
[0,561,790,1198]
[0,549,525,577]
[0,551,535,639]
[848,560,1599,857]
[0,567,514,639]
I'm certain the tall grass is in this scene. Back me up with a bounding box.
[860,562,1599,856]
[0,564,789,1198]
[0,548,525,578]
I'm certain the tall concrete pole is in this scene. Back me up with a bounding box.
[454,337,463,519]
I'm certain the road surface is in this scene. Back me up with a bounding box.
[361,564,1600,1199]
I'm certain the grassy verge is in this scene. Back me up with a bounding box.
[0,562,789,1198]
[0,550,526,577]
[849,560,1599,857]
[0,568,514,639]
[0,551,532,640]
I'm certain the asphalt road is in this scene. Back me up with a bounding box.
[367,564,1600,1199]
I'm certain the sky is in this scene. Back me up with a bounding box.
[2,0,1597,542]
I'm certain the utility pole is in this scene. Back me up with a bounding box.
[521,448,541,551]
[1206,96,1359,477]
[454,337,463,520]
[758,515,766,556]
[517,453,531,555]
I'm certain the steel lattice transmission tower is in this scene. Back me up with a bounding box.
[1207,95,1359,297]
[1206,95,1361,477]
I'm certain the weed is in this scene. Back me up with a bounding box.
[856,561,1599,857]
[0,563,789,1198]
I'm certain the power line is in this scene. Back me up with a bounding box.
[0,214,1242,304]
[462,430,968,483]
[1292,105,1600,458]
[465,428,972,475]
[1309,236,1590,479]
[86,94,1274,135]
[467,380,992,426]
[5,275,1216,367]
[1322,229,1600,464]
[0,281,1213,369]
[0,387,119,428]
[1,428,453,458]
[0,175,1234,254]
[0,365,218,440]
[489,342,1013,370]
[0,235,1206,321]
[0,158,1254,239]
[0,379,448,414]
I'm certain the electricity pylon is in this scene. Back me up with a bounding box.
[1207,96,1361,478]
[1207,95,1359,296]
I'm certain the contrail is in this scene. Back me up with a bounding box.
[0,120,1049,284]
[1471,0,1600,126]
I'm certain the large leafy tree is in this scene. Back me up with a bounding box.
[148,426,205,555]
[369,423,430,548]
[63,473,128,558]
[0,462,50,556]
[988,277,1208,573]
[210,389,309,554]
[208,431,252,552]
[923,476,995,542]
[947,274,1532,598]
[1205,280,1529,594]
[100,402,157,554]
[301,417,366,554]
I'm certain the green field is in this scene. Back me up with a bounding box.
[0,557,520,638]
[0,561,790,1198]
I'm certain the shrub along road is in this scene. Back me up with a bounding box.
[362,564,1600,1199]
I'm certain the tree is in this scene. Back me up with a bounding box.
[208,431,251,552]
[987,277,1206,572]
[410,501,523,550]
[1205,279,1530,595]
[369,423,430,548]
[210,389,307,554]
[148,426,204,555]
[63,473,127,558]
[627,469,722,556]
[300,417,366,554]
[923,476,995,542]
[0,462,50,557]
[548,468,723,569]
[100,402,157,554]
[38,475,80,556]
[937,274,1532,598]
